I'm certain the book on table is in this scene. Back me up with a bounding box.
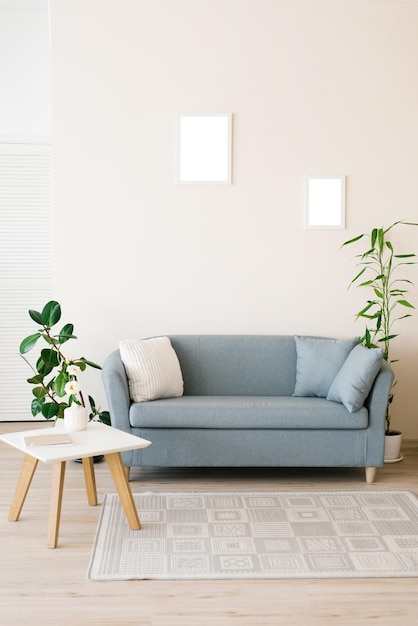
[23,433,74,447]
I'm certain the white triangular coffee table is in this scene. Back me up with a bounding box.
[0,422,151,548]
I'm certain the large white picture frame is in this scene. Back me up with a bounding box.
[178,113,232,184]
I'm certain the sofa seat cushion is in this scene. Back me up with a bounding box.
[129,396,368,430]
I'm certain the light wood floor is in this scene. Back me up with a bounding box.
[1,422,418,626]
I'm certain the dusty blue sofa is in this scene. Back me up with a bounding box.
[102,335,394,482]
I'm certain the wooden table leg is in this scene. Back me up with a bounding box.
[47,461,66,549]
[8,454,38,522]
[105,452,141,529]
[82,457,98,505]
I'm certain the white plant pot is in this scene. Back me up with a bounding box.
[63,405,89,432]
[384,431,402,463]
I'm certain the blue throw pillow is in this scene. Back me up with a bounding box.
[327,344,383,413]
[293,336,359,398]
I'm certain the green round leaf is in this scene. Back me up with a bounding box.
[54,372,69,397]
[41,301,61,328]
[54,402,69,420]
[32,386,47,398]
[36,355,53,377]
[19,333,41,354]
[98,410,111,426]
[57,323,75,344]
[27,374,44,384]
[41,402,59,419]
[40,348,60,368]
[29,309,44,325]
[31,397,44,416]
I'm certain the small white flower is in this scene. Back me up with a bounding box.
[65,380,80,395]
[67,364,81,376]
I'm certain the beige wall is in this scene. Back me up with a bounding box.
[50,0,418,436]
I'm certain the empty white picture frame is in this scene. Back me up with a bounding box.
[178,113,232,184]
[305,176,346,229]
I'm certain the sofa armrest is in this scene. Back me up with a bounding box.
[364,359,395,463]
[102,349,131,434]
[365,360,395,425]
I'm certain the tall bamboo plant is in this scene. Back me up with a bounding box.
[342,220,418,434]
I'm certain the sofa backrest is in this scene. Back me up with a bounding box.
[167,335,297,397]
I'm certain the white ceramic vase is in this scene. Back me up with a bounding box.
[63,404,89,432]
[384,431,402,463]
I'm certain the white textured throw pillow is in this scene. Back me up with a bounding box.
[119,337,184,402]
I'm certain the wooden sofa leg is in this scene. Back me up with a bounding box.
[365,467,376,483]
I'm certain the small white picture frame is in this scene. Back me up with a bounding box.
[304,176,346,229]
[178,113,232,184]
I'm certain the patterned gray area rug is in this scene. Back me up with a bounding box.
[87,491,418,580]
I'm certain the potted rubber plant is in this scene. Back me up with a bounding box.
[342,220,417,461]
[19,300,110,428]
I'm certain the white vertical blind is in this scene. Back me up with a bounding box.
[0,139,53,421]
